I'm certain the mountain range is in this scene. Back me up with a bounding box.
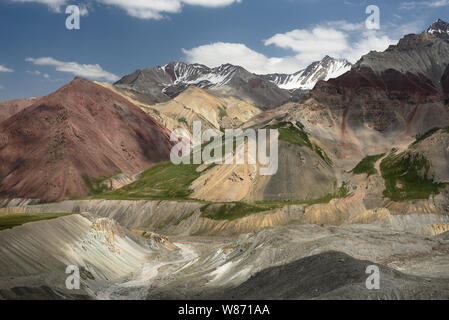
[114,56,351,110]
[2,20,449,202]
[2,18,449,301]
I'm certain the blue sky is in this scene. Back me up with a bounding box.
[0,0,448,101]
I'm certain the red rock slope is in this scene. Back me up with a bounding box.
[0,98,39,123]
[0,78,173,202]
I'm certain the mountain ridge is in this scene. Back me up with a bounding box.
[114,56,352,109]
[261,56,352,90]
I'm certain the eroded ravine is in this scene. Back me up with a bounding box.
[96,243,200,300]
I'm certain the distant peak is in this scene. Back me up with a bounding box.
[427,19,449,32]
[69,77,93,86]
[320,55,350,64]
[72,76,87,81]
[426,19,449,41]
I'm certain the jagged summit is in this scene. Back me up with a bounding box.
[116,61,246,97]
[262,56,352,90]
[115,57,352,108]
[427,19,449,41]
[115,61,294,109]
[351,20,449,90]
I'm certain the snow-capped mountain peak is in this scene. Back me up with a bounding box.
[426,19,449,41]
[262,56,352,90]
[162,61,239,88]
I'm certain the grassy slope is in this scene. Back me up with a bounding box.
[94,162,202,201]
[87,122,351,220]
[268,122,333,166]
[200,202,280,221]
[82,174,118,195]
[380,150,445,201]
[351,154,385,177]
[0,213,74,231]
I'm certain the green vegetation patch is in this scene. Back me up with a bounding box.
[253,182,353,207]
[97,161,202,201]
[270,121,312,148]
[301,181,352,205]
[177,117,188,126]
[200,202,280,221]
[380,150,445,201]
[267,122,333,166]
[0,213,74,231]
[83,175,115,195]
[351,154,385,177]
[218,107,228,119]
[89,137,240,201]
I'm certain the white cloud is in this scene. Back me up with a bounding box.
[10,0,67,12]
[343,31,396,63]
[25,57,119,82]
[264,24,396,66]
[183,42,302,74]
[10,0,89,15]
[10,0,240,19]
[0,85,4,90]
[0,65,14,72]
[400,0,449,9]
[264,27,350,63]
[388,19,426,38]
[78,4,89,16]
[27,70,51,79]
[184,21,397,74]
[98,0,241,19]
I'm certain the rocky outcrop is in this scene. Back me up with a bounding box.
[354,32,449,90]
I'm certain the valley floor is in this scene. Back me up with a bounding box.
[1,198,449,300]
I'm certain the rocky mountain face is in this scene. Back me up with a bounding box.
[195,20,449,205]
[115,62,236,101]
[116,61,295,109]
[427,18,449,42]
[262,56,352,90]
[0,98,39,123]
[115,59,352,110]
[114,58,352,110]
[354,25,449,91]
[0,78,173,202]
[307,20,449,143]
[151,86,261,134]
